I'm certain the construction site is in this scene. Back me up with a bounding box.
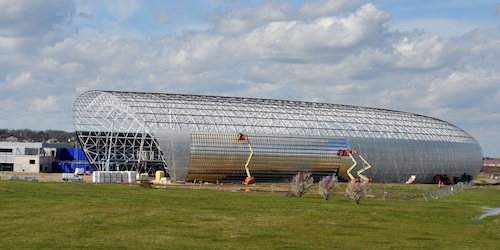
[69,90,483,185]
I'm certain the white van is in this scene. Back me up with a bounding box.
[62,173,85,182]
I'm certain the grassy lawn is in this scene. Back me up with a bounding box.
[0,181,499,249]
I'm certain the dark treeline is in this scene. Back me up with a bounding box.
[0,128,76,143]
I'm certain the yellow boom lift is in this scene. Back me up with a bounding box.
[238,133,255,185]
[337,149,372,183]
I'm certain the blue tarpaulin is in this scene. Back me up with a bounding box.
[52,162,93,173]
[56,148,87,161]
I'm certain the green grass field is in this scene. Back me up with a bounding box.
[0,181,499,249]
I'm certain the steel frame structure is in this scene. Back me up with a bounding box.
[73,90,482,183]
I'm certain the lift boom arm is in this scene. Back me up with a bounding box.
[238,133,254,184]
[355,153,372,183]
[244,140,254,178]
[338,149,372,183]
[346,151,357,181]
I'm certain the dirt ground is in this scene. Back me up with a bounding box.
[473,166,500,185]
[480,166,500,175]
[0,172,92,183]
[1,166,499,188]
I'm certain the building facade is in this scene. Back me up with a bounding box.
[0,142,68,173]
[73,90,483,183]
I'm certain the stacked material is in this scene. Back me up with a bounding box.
[92,171,137,183]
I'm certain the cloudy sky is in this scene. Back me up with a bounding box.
[1,0,499,157]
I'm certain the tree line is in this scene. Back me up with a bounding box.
[0,128,76,144]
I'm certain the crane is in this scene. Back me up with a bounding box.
[337,149,372,183]
[238,133,255,185]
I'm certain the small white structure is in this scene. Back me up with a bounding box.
[74,168,85,175]
[14,155,54,173]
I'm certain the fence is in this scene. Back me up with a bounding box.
[422,181,476,202]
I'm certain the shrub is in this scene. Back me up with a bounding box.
[139,179,152,188]
[289,172,314,197]
[346,182,369,204]
[318,175,338,200]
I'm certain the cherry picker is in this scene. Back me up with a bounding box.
[337,149,372,183]
[238,133,255,185]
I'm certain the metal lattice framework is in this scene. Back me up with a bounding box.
[73,91,167,173]
[74,90,481,182]
[74,90,475,141]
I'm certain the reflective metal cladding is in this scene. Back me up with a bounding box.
[73,90,483,183]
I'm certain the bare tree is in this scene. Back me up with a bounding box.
[289,172,314,197]
[318,175,339,200]
[346,181,369,204]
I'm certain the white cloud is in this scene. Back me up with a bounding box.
[32,95,60,112]
[0,37,24,52]
[0,0,499,156]
[211,2,291,35]
[187,3,392,72]
[393,35,459,69]
[390,18,495,38]
[212,0,363,35]
[264,4,389,52]
[0,0,74,54]
[4,71,34,89]
[0,0,74,36]
[298,0,363,17]
[415,70,499,109]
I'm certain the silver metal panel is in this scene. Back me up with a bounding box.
[188,133,349,182]
[349,137,482,183]
[153,130,191,181]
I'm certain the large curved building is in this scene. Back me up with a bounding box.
[73,90,483,184]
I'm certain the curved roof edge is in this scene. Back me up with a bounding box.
[73,90,480,145]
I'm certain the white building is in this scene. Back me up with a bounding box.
[0,142,68,173]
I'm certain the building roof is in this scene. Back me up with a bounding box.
[74,90,476,143]
[484,159,500,165]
